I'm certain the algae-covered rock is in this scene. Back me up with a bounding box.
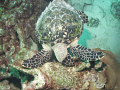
[87,17,100,27]
[111,1,120,20]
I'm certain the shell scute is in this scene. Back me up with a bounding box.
[35,0,84,45]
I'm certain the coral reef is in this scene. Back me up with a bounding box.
[1,0,49,48]
[0,0,49,64]
[0,79,20,90]
[111,1,120,20]
[8,49,120,89]
[0,0,8,18]
[10,59,107,90]
[0,0,50,89]
[0,30,20,79]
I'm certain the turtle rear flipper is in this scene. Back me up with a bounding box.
[78,11,88,23]
[22,44,52,68]
[70,40,104,61]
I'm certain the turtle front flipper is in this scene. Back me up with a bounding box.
[62,53,75,67]
[78,11,88,23]
[70,40,104,61]
[22,44,52,68]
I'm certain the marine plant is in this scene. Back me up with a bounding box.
[87,17,100,27]
[111,1,120,20]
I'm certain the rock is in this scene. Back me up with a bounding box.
[111,1,120,20]
[94,48,120,90]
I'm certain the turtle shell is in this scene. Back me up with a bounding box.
[35,0,84,46]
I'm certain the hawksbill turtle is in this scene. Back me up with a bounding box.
[22,0,104,68]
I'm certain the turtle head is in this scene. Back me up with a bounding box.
[52,43,68,63]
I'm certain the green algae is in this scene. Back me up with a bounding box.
[87,17,100,27]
